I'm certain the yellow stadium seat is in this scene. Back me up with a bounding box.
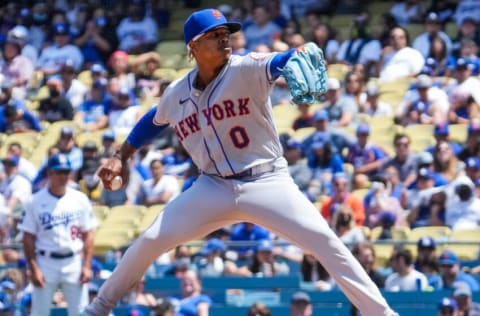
[445,22,458,39]
[405,124,435,138]
[410,137,435,154]
[408,226,452,242]
[327,63,350,81]
[276,127,294,137]
[0,132,41,158]
[99,217,140,231]
[351,188,369,200]
[369,115,395,130]
[404,24,426,42]
[155,40,187,56]
[106,205,147,219]
[43,120,81,136]
[367,2,394,15]
[137,204,166,234]
[176,55,197,69]
[77,70,93,88]
[92,205,109,221]
[176,67,194,77]
[292,127,316,141]
[159,54,184,69]
[360,226,371,239]
[370,226,383,241]
[445,229,480,261]
[343,163,354,175]
[449,124,467,143]
[75,130,105,149]
[392,226,411,241]
[373,243,395,268]
[272,104,297,130]
[154,67,178,82]
[94,229,135,255]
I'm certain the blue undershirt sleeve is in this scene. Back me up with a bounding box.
[126,107,168,149]
[270,48,295,79]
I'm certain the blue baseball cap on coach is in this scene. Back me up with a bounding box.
[47,154,72,172]
[183,8,242,44]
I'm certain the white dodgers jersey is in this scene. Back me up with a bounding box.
[154,53,283,176]
[18,187,98,253]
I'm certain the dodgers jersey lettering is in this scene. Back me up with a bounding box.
[154,53,283,176]
[19,187,98,253]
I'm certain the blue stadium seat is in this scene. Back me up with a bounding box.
[210,304,350,316]
[50,308,67,316]
[112,305,151,316]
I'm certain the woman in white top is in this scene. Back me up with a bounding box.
[138,159,180,206]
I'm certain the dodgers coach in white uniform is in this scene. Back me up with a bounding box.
[19,154,98,316]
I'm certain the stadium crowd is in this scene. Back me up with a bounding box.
[0,0,480,315]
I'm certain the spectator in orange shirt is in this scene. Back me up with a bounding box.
[320,172,365,226]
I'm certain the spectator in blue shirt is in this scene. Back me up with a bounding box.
[230,222,271,258]
[167,269,212,316]
[447,38,480,76]
[56,126,83,172]
[0,101,42,134]
[301,110,355,157]
[307,136,344,196]
[438,250,480,292]
[345,123,386,188]
[74,78,111,132]
[426,122,464,156]
[408,151,449,189]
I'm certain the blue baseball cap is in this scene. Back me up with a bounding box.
[417,167,435,180]
[417,236,436,249]
[356,123,370,135]
[2,154,19,167]
[92,78,108,89]
[438,297,458,311]
[379,211,396,224]
[200,238,226,256]
[313,109,329,121]
[439,250,459,265]
[456,58,471,70]
[52,22,70,36]
[47,154,72,172]
[434,122,449,136]
[285,139,303,151]
[256,239,273,252]
[466,157,480,170]
[90,63,105,74]
[183,8,242,44]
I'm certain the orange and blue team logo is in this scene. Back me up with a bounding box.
[211,9,222,19]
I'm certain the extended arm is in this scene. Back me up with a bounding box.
[270,48,295,79]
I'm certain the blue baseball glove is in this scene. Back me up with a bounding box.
[281,42,329,104]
